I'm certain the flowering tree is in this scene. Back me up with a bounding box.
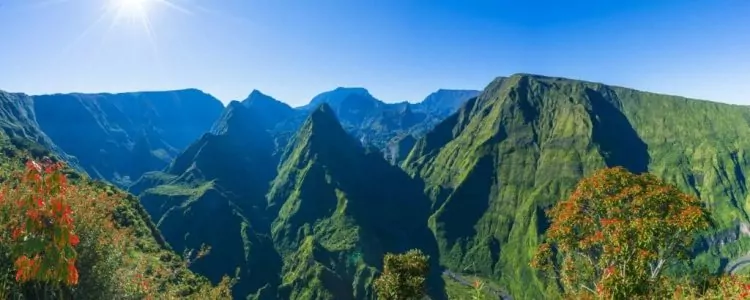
[531,167,710,299]
[1,159,80,287]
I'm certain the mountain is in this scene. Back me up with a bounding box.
[0,91,76,162]
[134,103,444,299]
[31,89,224,187]
[300,87,382,111]
[414,89,482,117]
[402,74,750,298]
[266,104,443,299]
[132,94,282,297]
[383,134,417,165]
[0,91,221,298]
[298,88,478,150]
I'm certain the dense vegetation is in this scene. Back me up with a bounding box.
[373,249,430,300]
[403,74,750,298]
[0,132,233,298]
[4,72,750,299]
[531,167,709,298]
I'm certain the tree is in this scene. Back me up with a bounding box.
[374,249,430,300]
[531,167,709,299]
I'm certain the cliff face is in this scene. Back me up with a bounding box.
[31,89,224,186]
[403,74,750,298]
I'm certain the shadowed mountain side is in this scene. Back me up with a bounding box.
[31,89,224,186]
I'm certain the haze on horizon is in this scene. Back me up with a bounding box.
[0,0,748,106]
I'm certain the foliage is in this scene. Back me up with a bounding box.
[403,74,750,298]
[0,152,233,299]
[373,249,430,300]
[531,167,710,298]
[1,159,80,288]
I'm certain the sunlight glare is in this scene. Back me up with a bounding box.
[117,0,149,14]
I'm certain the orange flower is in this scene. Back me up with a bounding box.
[69,233,80,247]
[11,227,23,240]
[66,261,79,285]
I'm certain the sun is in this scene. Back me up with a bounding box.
[117,0,150,14]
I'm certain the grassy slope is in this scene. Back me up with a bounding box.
[136,103,445,299]
[403,74,750,298]
[268,104,443,300]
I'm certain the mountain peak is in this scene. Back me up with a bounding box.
[277,102,358,166]
[305,103,343,132]
[243,89,280,104]
[303,87,381,110]
[332,87,370,94]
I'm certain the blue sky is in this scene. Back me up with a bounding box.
[0,0,748,106]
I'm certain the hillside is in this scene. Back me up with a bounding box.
[414,89,482,118]
[9,74,750,299]
[267,104,443,299]
[0,97,226,298]
[0,91,78,164]
[402,74,750,298]
[132,92,284,297]
[135,103,445,299]
[31,89,225,187]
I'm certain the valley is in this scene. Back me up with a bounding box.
[2,73,750,299]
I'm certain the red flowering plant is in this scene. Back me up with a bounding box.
[531,167,710,299]
[1,155,235,299]
[0,158,80,287]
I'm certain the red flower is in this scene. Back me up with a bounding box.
[11,227,23,240]
[69,233,80,247]
[66,261,78,285]
[26,208,40,221]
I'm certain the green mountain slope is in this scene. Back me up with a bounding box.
[266,103,444,300]
[132,94,284,297]
[135,101,446,299]
[403,74,750,298]
[0,95,219,298]
[0,91,78,164]
[31,89,224,187]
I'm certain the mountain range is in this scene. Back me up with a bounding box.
[2,74,749,299]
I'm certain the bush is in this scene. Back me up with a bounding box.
[373,249,430,300]
[0,157,233,299]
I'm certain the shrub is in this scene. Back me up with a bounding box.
[0,157,233,299]
[373,249,430,300]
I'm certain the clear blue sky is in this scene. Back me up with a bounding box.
[0,0,748,106]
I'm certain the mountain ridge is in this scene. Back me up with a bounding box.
[403,73,750,298]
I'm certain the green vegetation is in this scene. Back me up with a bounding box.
[373,249,430,300]
[135,103,445,299]
[0,132,232,299]
[532,167,710,298]
[403,74,750,298]
[6,73,750,299]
